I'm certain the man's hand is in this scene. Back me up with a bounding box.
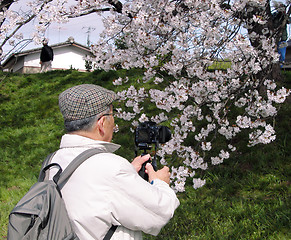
[131,154,151,172]
[146,163,171,185]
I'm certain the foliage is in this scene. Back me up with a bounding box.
[0,70,290,239]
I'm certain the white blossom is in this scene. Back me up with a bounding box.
[201,142,212,151]
[113,77,123,85]
[211,156,224,165]
[193,178,206,189]
[228,144,236,152]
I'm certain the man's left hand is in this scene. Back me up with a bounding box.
[131,154,151,172]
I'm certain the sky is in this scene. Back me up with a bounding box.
[43,15,105,46]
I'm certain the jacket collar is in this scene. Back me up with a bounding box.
[60,134,121,153]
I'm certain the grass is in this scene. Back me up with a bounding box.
[0,69,290,239]
[208,60,232,70]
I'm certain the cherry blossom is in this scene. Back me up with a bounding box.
[89,0,290,191]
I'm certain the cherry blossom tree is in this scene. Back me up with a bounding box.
[90,0,290,191]
[0,0,290,192]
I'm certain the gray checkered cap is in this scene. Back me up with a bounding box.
[59,84,119,122]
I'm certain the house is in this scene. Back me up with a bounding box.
[2,37,93,73]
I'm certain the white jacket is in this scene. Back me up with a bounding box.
[49,134,180,240]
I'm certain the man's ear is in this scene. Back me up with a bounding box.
[95,117,105,137]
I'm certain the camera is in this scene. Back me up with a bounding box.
[135,121,171,180]
[135,121,171,147]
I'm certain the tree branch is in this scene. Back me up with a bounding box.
[0,0,14,10]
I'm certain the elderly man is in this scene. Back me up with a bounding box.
[50,84,179,240]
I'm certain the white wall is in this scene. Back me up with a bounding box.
[24,52,41,68]
[52,46,88,71]
[19,45,89,72]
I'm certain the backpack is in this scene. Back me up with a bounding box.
[7,148,117,240]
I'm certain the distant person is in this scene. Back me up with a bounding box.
[40,39,54,72]
[272,5,291,65]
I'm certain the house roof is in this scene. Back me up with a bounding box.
[2,37,92,68]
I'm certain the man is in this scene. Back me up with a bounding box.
[272,4,291,65]
[49,84,180,240]
[40,39,54,72]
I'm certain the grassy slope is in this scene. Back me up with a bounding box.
[0,70,290,239]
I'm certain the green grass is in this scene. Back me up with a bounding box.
[0,69,290,239]
[208,60,232,70]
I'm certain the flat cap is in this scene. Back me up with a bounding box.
[59,84,118,122]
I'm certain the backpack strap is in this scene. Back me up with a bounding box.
[39,162,62,183]
[57,148,105,189]
[38,152,58,182]
[42,151,57,169]
[40,148,117,239]
[104,225,118,240]
[58,148,118,240]
[38,149,103,185]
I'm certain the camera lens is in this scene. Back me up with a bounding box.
[158,126,171,143]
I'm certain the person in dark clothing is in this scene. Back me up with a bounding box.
[272,5,291,65]
[40,39,54,72]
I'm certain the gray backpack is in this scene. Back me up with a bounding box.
[7,148,117,240]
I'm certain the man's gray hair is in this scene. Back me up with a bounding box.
[64,106,111,133]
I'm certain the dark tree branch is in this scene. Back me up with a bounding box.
[108,0,122,14]
[0,0,14,10]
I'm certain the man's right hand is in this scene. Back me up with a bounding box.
[145,163,171,185]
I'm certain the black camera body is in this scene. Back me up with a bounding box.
[135,121,171,180]
[135,121,171,147]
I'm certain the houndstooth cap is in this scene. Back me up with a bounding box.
[59,84,118,122]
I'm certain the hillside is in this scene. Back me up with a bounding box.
[0,69,290,239]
